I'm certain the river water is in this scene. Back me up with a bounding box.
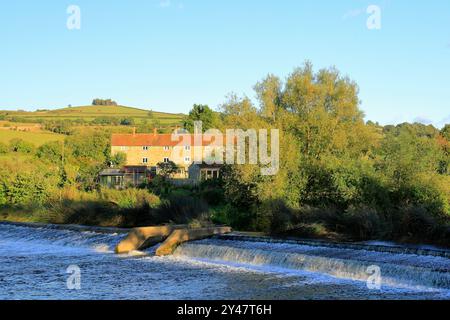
[0,223,449,300]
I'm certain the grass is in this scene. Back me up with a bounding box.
[0,105,185,126]
[0,130,64,146]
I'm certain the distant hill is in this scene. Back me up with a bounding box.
[0,105,185,126]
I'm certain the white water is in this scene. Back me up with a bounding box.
[174,240,450,290]
[0,223,449,300]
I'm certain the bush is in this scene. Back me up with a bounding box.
[44,120,74,135]
[211,203,254,230]
[9,138,35,153]
[395,206,450,244]
[36,141,63,162]
[99,188,160,209]
[153,195,209,225]
[0,142,8,154]
[200,187,224,206]
[120,118,135,126]
[91,117,119,126]
[340,206,384,240]
[259,200,296,234]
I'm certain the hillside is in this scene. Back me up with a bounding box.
[0,105,185,126]
[0,129,64,146]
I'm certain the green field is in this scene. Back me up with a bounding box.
[0,130,65,146]
[0,105,185,126]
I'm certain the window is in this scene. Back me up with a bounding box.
[184,145,191,151]
[120,146,128,151]
[163,157,170,163]
[164,146,170,151]
[143,146,149,151]
[143,158,148,164]
[184,157,191,163]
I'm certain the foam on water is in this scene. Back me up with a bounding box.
[0,222,449,299]
[173,239,450,291]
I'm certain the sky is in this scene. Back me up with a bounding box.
[0,0,449,127]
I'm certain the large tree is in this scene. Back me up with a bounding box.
[183,104,220,132]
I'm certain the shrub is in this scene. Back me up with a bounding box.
[395,206,450,244]
[340,206,384,240]
[259,200,296,234]
[211,203,254,231]
[153,195,209,225]
[0,142,8,154]
[36,141,63,162]
[120,118,135,126]
[99,188,160,209]
[200,187,224,206]
[9,138,34,153]
[91,117,119,126]
[44,120,74,135]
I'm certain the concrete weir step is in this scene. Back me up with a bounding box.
[155,226,233,256]
[115,225,186,254]
[115,225,232,255]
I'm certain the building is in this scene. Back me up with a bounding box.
[99,166,151,189]
[100,129,223,187]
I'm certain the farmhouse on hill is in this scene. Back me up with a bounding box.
[99,129,222,188]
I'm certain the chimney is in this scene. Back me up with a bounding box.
[153,128,157,136]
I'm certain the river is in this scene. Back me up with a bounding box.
[0,223,449,300]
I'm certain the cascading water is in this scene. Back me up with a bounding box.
[174,239,450,291]
[0,222,449,299]
[0,223,125,254]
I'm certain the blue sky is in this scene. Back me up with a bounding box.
[0,0,449,127]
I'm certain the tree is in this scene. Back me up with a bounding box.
[111,152,127,167]
[254,74,282,121]
[92,98,118,106]
[183,104,220,132]
[157,161,178,180]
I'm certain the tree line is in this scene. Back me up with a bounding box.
[184,62,450,244]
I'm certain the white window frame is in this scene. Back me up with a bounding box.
[143,146,149,151]
[163,157,170,163]
[142,158,148,164]
[164,146,170,151]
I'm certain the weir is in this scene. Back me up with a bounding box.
[115,225,232,254]
[1,222,448,299]
[156,226,233,256]
[115,225,186,254]
[173,239,450,290]
[1,222,449,295]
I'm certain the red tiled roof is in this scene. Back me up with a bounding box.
[111,134,225,147]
